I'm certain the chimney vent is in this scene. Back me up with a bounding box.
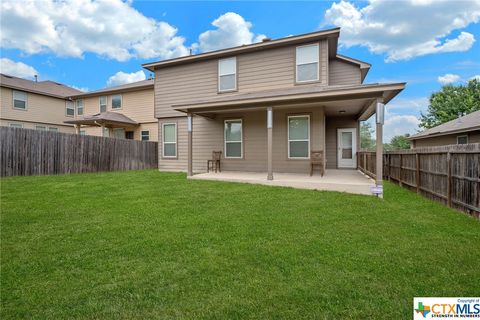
[262,38,272,42]
[34,75,38,82]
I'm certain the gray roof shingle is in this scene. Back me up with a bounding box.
[0,73,83,98]
[410,110,480,140]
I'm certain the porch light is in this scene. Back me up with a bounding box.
[376,101,384,125]
[339,110,346,114]
[187,115,192,132]
[267,108,273,129]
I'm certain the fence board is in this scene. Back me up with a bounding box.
[0,127,158,177]
[358,143,480,217]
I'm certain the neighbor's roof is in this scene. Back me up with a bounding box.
[143,27,341,71]
[409,110,480,140]
[0,73,83,98]
[173,82,406,114]
[70,79,154,98]
[64,111,138,126]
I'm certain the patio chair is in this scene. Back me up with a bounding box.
[207,151,222,173]
[310,150,324,177]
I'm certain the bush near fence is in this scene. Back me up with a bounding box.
[359,143,480,217]
[0,127,158,177]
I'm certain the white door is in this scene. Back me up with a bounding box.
[337,128,357,168]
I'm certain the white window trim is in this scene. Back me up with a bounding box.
[76,99,84,116]
[111,94,122,110]
[224,119,243,159]
[287,115,310,159]
[9,122,23,128]
[457,135,468,144]
[65,101,75,117]
[218,57,237,92]
[141,130,150,141]
[99,96,107,112]
[162,123,177,158]
[295,43,319,83]
[12,90,28,110]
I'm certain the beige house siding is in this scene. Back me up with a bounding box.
[412,131,480,148]
[0,119,74,132]
[155,40,330,118]
[1,86,75,131]
[159,106,329,174]
[329,59,362,86]
[325,116,358,169]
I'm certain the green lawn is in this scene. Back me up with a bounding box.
[1,170,479,319]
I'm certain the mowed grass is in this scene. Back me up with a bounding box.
[1,170,479,319]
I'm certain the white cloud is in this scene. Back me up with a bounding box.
[197,12,267,52]
[470,75,480,81]
[107,70,146,87]
[0,0,189,61]
[323,0,480,61]
[387,97,429,114]
[0,58,38,79]
[384,115,420,142]
[438,73,461,85]
[70,85,88,92]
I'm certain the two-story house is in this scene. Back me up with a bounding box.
[143,28,405,190]
[0,73,82,132]
[65,79,157,141]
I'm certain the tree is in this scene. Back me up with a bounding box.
[360,122,375,151]
[384,134,411,151]
[420,79,480,129]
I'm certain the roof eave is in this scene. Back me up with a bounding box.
[409,126,480,140]
[69,83,154,99]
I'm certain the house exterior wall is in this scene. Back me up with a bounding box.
[0,86,75,132]
[155,40,332,118]
[328,59,362,86]
[411,131,480,148]
[75,88,158,141]
[158,106,328,174]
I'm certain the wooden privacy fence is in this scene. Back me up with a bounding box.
[359,143,480,217]
[0,127,158,177]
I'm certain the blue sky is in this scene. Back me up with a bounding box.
[1,0,479,141]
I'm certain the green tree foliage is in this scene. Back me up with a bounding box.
[360,122,375,151]
[384,134,411,151]
[420,79,480,129]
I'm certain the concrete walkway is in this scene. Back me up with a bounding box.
[189,169,376,195]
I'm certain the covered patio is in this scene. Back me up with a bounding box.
[65,111,138,138]
[190,169,376,195]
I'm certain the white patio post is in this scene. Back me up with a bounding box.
[375,98,384,197]
[187,113,193,177]
[267,107,273,180]
[74,124,80,135]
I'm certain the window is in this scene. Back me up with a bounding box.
[66,101,75,116]
[13,90,27,109]
[141,130,150,141]
[79,130,86,136]
[99,96,107,112]
[48,127,58,132]
[35,125,47,131]
[9,123,23,128]
[457,135,468,144]
[224,119,242,158]
[218,57,237,91]
[113,128,125,139]
[76,99,84,116]
[162,123,177,157]
[296,44,319,82]
[111,94,122,109]
[288,115,310,158]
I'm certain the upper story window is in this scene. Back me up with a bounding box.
[218,57,237,92]
[99,96,107,112]
[457,135,468,144]
[13,90,27,110]
[296,44,319,83]
[76,99,84,116]
[66,101,75,117]
[111,94,122,109]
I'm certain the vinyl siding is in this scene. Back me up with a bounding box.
[158,106,327,174]
[325,116,359,169]
[412,131,480,148]
[155,40,329,118]
[1,86,75,128]
[329,59,361,86]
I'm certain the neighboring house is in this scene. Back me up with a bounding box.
[65,79,157,141]
[0,73,82,132]
[409,110,480,148]
[143,27,405,186]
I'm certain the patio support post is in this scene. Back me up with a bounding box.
[187,113,193,177]
[267,107,273,180]
[375,98,384,197]
[74,124,80,135]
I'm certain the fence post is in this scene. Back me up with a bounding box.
[447,152,452,207]
[399,154,403,187]
[415,153,420,194]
